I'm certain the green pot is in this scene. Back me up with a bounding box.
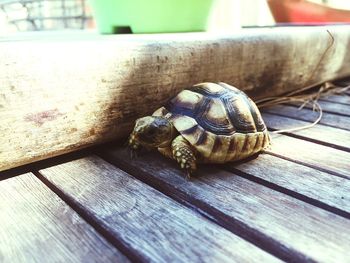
[89,0,214,34]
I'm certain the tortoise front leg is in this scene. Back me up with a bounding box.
[171,135,197,180]
[128,132,142,158]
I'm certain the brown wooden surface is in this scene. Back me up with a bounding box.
[1,94,350,262]
[2,26,350,172]
[0,173,127,263]
[289,100,350,116]
[266,134,350,179]
[320,94,350,104]
[262,112,350,151]
[227,154,350,216]
[100,148,350,263]
[264,105,350,131]
[38,156,279,263]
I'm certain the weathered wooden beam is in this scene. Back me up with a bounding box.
[1,26,350,171]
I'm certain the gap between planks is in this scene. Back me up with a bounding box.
[261,130,350,183]
[101,147,350,218]
[0,172,128,263]
[30,87,349,263]
[34,170,144,263]
[99,147,350,263]
[0,145,95,179]
[224,155,350,219]
[261,100,350,179]
[263,105,350,131]
[264,133,350,180]
[262,112,350,153]
[36,156,281,263]
[320,95,350,105]
[37,155,306,262]
[287,100,350,117]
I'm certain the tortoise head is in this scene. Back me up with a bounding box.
[129,116,173,148]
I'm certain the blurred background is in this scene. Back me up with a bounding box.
[0,0,350,35]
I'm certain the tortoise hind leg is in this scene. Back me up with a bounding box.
[171,135,197,180]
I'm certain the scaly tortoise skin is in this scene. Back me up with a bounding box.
[129,82,270,178]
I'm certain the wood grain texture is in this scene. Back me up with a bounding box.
[0,173,127,263]
[264,105,350,131]
[227,154,350,216]
[101,147,350,263]
[38,156,279,263]
[267,134,350,179]
[289,100,350,116]
[262,112,350,151]
[320,95,350,105]
[2,26,350,171]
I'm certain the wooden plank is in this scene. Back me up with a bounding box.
[320,94,350,105]
[2,26,350,172]
[0,173,128,263]
[38,156,279,263]
[267,134,350,179]
[263,105,350,131]
[227,154,350,216]
[101,147,350,263]
[262,112,350,151]
[289,100,350,116]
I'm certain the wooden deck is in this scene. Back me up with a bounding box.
[1,85,350,262]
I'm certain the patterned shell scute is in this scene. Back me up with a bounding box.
[166,82,266,134]
[153,82,269,163]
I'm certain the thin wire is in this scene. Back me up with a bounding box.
[256,30,335,106]
[257,83,349,134]
[283,30,335,97]
[271,101,323,134]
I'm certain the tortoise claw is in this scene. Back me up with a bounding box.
[128,133,142,159]
[184,169,192,181]
[129,148,138,159]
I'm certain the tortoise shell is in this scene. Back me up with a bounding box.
[153,82,270,163]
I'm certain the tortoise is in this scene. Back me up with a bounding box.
[128,82,270,178]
